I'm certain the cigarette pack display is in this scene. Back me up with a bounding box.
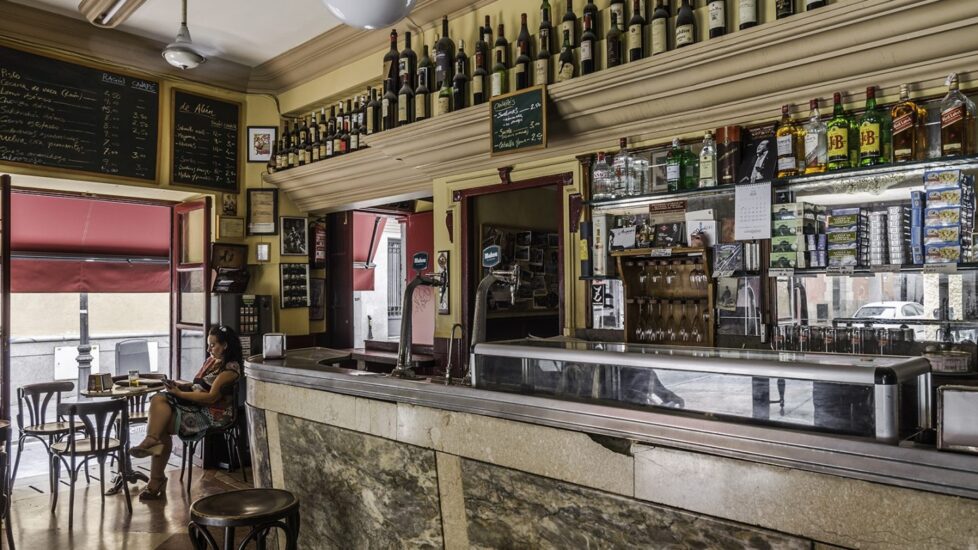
[772,218,817,236]
[772,235,805,253]
[828,248,859,266]
[827,231,865,244]
[925,243,962,264]
[925,206,969,226]
[714,243,744,273]
[924,225,962,245]
[924,169,963,189]
[772,203,814,221]
[828,242,861,252]
[770,252,798,268]
[926,187,967,208]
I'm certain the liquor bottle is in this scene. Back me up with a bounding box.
[434,17,456,91]
[317,108,328,157]
[858,87,885,167]
[384,29,399,85]
[708,0,726,38]
[517,13,532,61]
[803,98,827,174]
[612,137,631,196]
[382,78,398,131]
[477,16,492,76]
[339,118,350,155]
[562,0,577,48]
[699,131,717,187]
[515,41,531,90]
[610,0,626,30]
[275,123,285,170]
[666,138,684,193]
[676,0,696,49]
[535,31,551,86]
[776,0,795,19]
[775,104,803,177]
[583,0,599,39]
[289,120,299,168]
[349,116,360,152]
[580,13,596,75]
[366,89,381,135]
[651,0,669,55]
[491,50,508,97]
[806,0,825,9]
[324,107,335,158]
[415,68,431,122]
[453,41,469,110]
[826,93,850,170]
[607,12,623,69]
[297,118,308,166]
[436,77,452,117]
[495,24,509,67]
[399,31,417,95]
[739,0,757,30]
[397,73,415,126]
[891,84,927,162]
[628,0,645,62]
[473,44,489,105]
[540,0,554,58]
[327,105,337,139]
[557,30,576,82]
[592,152,614,200]
[682,144,698,190]
[333,103,345,155]
[345,99,354,134]
[940,73,977,157]
[309,114,320,163]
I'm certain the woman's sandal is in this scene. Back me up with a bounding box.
[138,478,168,501]
[129,436,164,458]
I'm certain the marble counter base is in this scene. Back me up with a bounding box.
[245,404,273,489]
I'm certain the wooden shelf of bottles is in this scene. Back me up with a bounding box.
[613,247,714,348]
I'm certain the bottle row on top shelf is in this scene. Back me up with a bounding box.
[590,73,978,202]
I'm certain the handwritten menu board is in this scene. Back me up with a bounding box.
[0,45,159,181]
[490,86,547,156]
[171,90,240,192]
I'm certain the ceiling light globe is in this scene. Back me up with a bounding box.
[162,23,206,70]
[322,0,416,29]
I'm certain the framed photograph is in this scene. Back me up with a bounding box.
[222,193,238,216]
[247,126,276,163]
[650,148,670,192]
[247,188,278,235]
[309,278,325,320]
[436,250,450,315]
[280,263,310,309]
[256,242,271,263]
[280,217,309,256]
[310,222,327,268]
[217,216,245,240]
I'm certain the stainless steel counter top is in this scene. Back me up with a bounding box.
[245,348,978,500]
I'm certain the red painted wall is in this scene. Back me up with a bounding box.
[404,212,434,345]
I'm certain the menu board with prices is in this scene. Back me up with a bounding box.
[171,90,240,192]
[491,85,547,156]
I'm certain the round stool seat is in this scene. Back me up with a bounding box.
[190,489,298,528]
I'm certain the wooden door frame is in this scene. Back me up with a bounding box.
[170,197,211,378]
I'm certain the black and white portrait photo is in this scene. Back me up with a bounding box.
[280,217,308,256]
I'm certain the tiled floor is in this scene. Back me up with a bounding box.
[5,454,251,549]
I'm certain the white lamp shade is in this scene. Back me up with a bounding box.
[162,23,206,70]
[322,0,416,29]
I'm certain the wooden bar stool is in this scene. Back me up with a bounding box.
[188,489,299,550]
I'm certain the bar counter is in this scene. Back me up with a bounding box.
[245,348,978,549]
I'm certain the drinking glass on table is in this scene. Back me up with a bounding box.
[128,369,139,387]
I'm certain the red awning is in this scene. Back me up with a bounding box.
[352,212,388,291]
[10,192,170,293]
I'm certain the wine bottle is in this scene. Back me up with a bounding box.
[607,12,623,69]
[557,29,575,82]
[327,104,337,139]
[580,13,596,75]
[699,131,717,188]
[333,103,345,154]
[540,0,554,57]
[397,73,415,126]
[583,0,599,39]
[495,24,510,67]
[276,122,287,170]
[491,49,508,97]
[562,0,577,48]
[826,93,851,170]
[366,89,381,135]
[349,115,360,152]
[453,40,469,110]
[941,73,978,157]
[517,13,532,59]
[676,0,696,48]
[324,106,335,158]
[415,67,431,122]
[436,77,452,117]
[609,0,626,31]
[535,30,551,86]
[628,0,645,62]
[297,117,308,166]
[891,84,927,162]
[384,29,399,85]
[317,107,328,158]
[803,98,827,174]
[399,31,417,94]
[289,120,299,168]
[806,0,826,10]
[473,41,489,105]
[515,41,531,90]
[382,78,398,131]
[309,113,320,163]
[708,0,726,38]
[477,16,492,75]
[339,117,350,155]
[651,0,668,55]
[739,0,757,29]
[434,16,456,91]
[775,104,803,177]
[858,87,884,166]
[776,0,795,19]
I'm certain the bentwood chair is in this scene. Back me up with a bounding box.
[11,382,77,488]
[50,399,132,531]
[0,422,15,549]
[188,489,300,550]
[179,379,248,496]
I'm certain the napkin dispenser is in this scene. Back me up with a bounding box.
[938,385,978,454]
[262,333,286,360]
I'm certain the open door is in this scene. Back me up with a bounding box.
[0,176,10,421]
[171,198,211,380]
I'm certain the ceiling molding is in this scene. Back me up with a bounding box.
[247,0,497,95]
[0,0,252,92]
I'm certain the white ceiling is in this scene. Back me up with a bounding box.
[12,0,343,67]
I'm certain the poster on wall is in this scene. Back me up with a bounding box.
[436,250,450,314]
[310,222,327,269]
[280,216,309,256]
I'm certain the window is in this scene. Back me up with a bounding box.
[387,238,403,318]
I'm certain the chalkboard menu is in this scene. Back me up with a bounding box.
[171,90,240,192]
[490,85,547,156]
[0,45,160,182]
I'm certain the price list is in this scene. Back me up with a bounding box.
[491,86,547,155]
[172,90,240,192]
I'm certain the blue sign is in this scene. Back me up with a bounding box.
[482,245,502,268]
[412,252,429,271]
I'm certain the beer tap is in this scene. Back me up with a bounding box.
[391,253,446,379]
[465,247,521,385]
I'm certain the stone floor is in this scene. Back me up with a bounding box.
[5,454,252,549]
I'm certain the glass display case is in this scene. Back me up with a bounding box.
[472,339,932,443]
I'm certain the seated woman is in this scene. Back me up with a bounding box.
[129,325,242,501]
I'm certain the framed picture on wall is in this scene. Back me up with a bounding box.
[256,242,271,263]
[280,263,310,308]
[436,250,449,315]
[310,222,327,268]
[222,193,238,216]
[280,217,308,256]
[309,277,325,320]
[247,126,276,163]
[247,188,278,235]
[216,216,245,240]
